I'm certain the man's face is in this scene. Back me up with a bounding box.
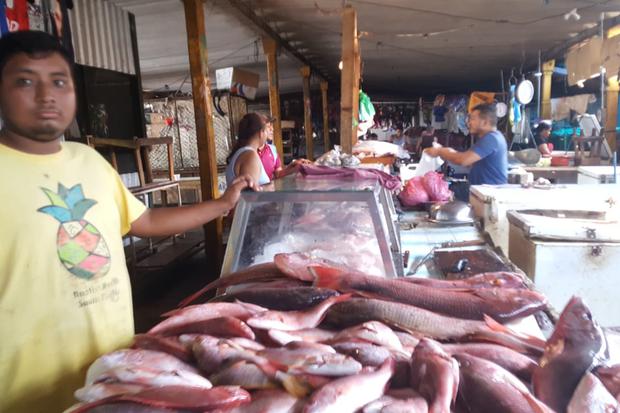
[0,52,76,142]
[468,110,486,136]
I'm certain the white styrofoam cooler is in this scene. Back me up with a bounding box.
[469,184,620,255]
[577,166,620,184]
[507,209,620,327]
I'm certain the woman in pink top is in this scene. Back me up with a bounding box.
[258,115,310,179]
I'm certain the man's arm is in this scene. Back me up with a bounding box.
[129,176,257,238]
[425,146,481,166]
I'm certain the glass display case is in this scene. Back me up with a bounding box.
[222,175,401,277]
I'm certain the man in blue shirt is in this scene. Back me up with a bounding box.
[425,103,507,185]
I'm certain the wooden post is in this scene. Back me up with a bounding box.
[541,59,555,120]
[182,0,222,270]
[605,76,619,151]
[320,80,329,152]
[300,66,314,161]
[262,37,284,161]
[340,5,360,154]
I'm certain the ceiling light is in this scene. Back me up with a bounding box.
[534,71,543,78]
[577,79,586,88]
[338,60,343,70]
[608,25,620,38]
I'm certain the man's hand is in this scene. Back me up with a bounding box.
[220,174,260,210]
[424,145,443,158]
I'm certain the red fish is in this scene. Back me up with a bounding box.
[533,296,608,412]
[411,339,459,413]
[178,262,285,307]
[247,294,351,331]
[269,328,337,346]
[442,342,537,381]
[156,316,255,340]
[69,385,251,413]
[152,302,265,334]
[595,364,620,400]
[274,252,355,282]
[567,372,619,413]
[224,389,302,413]
[85,349,198,386]
[402,271,529,290]
[133,334,192,363]
[302,359,394,413]
[312,266,547,323]
[455,353,553,413]
[324,298,545,355]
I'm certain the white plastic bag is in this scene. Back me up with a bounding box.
[414,152,444,177]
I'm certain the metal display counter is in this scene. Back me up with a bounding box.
[221,175,401,277]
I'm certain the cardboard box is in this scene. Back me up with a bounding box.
[216,67,259,100]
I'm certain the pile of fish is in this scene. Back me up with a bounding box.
[69,252,620,412]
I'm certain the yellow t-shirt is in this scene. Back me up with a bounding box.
[0,141,147,413]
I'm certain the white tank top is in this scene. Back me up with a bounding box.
[225,146,271,187]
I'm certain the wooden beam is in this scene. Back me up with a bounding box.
[320,80,329,152]
[542,15,620,62]
[541,59,555,120]
[228,0,328,81]
[262,36,284,161]
[182,0,222,271]
[606,77,619,151]
[300,66,314,161]
[340,5,360,154]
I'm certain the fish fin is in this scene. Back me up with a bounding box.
[521,388,554,413]
[484,315,546,347]
[333,293,353,303]
[276,372,313,398]
[160,309,178,317]
[178,284,213,308]
[479,315,545,355]
[309,265,345,289]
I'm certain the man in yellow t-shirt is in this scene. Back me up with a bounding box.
[0,31,257,413]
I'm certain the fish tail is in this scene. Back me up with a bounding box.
[310,266,345,290]
[276,371,313,398]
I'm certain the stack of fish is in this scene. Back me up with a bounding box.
[70,253,620,413]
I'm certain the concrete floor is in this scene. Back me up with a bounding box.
[132,251,214,333]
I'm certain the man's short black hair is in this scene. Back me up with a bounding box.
[472,103,498,127]
[0,31,73,80]
[536,122,551,133]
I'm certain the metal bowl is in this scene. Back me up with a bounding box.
[428,201,475,224]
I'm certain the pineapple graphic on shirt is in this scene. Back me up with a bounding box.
[38,183,111,279]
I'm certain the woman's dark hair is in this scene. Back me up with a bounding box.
[227,112,267,162]
[0,31,73,80]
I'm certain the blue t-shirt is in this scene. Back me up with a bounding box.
[469,130,508,185]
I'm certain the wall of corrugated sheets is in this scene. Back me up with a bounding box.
[68,0,135,75]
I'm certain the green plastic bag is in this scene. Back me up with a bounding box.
[359,90,375,123]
